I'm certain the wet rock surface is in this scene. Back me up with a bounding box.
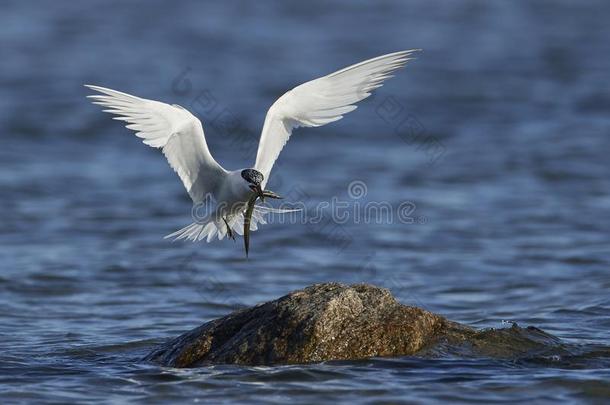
[146,283,446,367]
[145,283,566,367]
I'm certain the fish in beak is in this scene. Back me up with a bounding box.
[243,186,282,257]
[262,190,282,199]
[249,184,264,200]
[243,192,258,257]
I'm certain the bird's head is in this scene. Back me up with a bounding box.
[241,169,264,198]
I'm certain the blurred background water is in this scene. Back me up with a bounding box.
[1,0,610,403]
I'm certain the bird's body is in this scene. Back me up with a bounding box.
[166,168,266,243]
[218,170,253,207]
[86,49,419,252]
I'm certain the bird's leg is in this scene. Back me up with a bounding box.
[223,216,235,241]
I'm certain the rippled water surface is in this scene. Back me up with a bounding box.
[1,1,610,403]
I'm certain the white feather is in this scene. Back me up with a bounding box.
[163,204,283,242]
[85,50,417,244]
[254,50,420,187]
[85,85,227,203]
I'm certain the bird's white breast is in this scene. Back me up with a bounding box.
[215,170,251,215]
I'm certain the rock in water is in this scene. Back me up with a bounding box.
[145,283,446,367]
[145,283,568,367]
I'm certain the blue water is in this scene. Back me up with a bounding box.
[1,0,610,403]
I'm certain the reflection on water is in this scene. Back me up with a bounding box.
[1,0,609,403]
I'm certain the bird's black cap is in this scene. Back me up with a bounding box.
[241,169,264,185]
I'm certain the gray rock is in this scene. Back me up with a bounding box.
[145,283,447,367]
[145,282,566,367]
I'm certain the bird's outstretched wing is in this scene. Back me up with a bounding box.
[254,49,420,187]
[85,85,226,202]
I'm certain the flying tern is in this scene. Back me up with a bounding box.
[85,49,419,255]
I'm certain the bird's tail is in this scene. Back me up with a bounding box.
[164,205,300,243]
[164,219,224,242]
[164,206,264,243]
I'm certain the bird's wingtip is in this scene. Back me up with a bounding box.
[84,84,108,93]
[403,49,423,56]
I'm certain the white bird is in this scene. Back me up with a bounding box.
[85,49,419,253]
